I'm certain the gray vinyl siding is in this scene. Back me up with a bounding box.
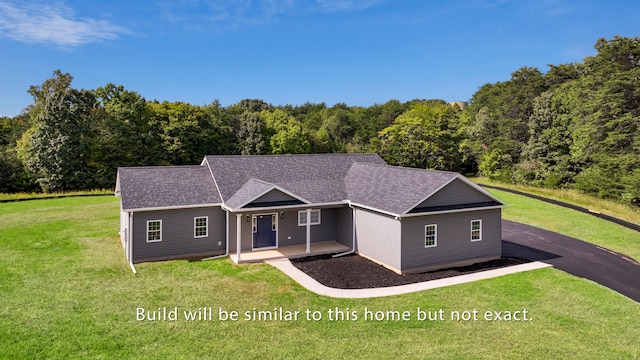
[335,206,353,247]
[400,208,502,271]
[354,208,402,271]
[132,207,226,263]
[247,189,298,206]
[416,179,493,208]
[228,208,340,252]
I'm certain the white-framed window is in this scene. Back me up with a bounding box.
[252,216,257,233]
[424,224,437,248]
[471,219,482,241]
[271,214,276,231]
[147,220,162,242]
[298,209,321,226]
[194,216,208,238]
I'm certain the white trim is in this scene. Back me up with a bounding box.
[146,220,162,243]
[251,212,278,251]
[347,202,401,218]
[298,209,321,226]
[234,179,310,209]
[228,201,345,213]
[305,209,311,253]
[236,214,242,262]
[471,219,482,242]
[202,157,225,206]
[124,203,222,213]
[424,224,437,248]
[194,216,208,238]
[399,205,504,218]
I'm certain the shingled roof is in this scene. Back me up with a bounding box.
[116,165,221,211]
[203,154,386,205]
[117,154,502,215]
[344,162,460,215]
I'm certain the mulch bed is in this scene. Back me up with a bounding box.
[291,254,530,289]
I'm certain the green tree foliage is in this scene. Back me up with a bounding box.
[92,84,157,187]
[5,37,640,208]
[237,111,266,155]
[261,109,310,154]
[0,114,36,192]
[16,70,98,192]
[464,66,548,179]
[148,101,233,165]
[372,101,462,170]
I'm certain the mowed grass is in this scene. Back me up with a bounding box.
[487,188,640,262]
[472,177,640,226]
[0,196,639,359]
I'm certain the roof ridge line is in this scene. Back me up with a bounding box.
[351,162,457,175]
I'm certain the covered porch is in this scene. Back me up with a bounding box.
[230,241,350,264]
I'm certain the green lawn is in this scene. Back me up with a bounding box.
[488,188,640,262]
[0,196,639,359]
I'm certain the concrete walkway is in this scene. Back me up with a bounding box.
[266,258,552,299]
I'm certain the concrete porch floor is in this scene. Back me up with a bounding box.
[230,241,350,264]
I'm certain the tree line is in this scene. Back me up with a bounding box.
[1,36,638,207]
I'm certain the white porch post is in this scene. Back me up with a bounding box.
[236,214,242,262]
[306,208,311,253]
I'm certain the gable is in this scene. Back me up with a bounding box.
[413,179,495,209]
[243,189,304,208]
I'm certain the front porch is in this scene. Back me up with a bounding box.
[230,241,350,264]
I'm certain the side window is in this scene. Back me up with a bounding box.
[147,220,162,242]
[194,216,208,238]
[424,224,437,248]
[298,210,321,226]
[471,220,482,241]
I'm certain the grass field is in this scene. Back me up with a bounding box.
[0,195,639,359]
[472,177,640,226]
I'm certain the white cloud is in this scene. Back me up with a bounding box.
[0,1,129,46]
[154,0,385,31]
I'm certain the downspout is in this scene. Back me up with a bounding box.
[202,210,230,261]
[129,212,137,274]
[333,201,356,258]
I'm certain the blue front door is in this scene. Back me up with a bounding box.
[253,214,276,249]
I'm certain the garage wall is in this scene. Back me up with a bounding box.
[354,208,402,272]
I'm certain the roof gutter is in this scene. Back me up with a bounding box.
[399,205,504,218]
[123,203,223,213]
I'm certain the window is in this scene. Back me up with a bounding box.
[271,214,276,231]
[471,220,482,241]
[147,220,162,242]
[424,224,437,248]
[298,209,321,226]
[252,216,257,233]
[194,216,208,238]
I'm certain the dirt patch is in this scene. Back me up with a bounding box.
[291,254,530,289]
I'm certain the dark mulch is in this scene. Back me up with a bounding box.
[291,254,530,289]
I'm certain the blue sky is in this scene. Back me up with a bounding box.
[1,0,639,117]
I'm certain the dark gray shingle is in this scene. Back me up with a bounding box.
[345,162,458,215]
[204,154,386,204]
[117,165,221,210]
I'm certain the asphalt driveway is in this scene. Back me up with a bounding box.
[502,220,640,302]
